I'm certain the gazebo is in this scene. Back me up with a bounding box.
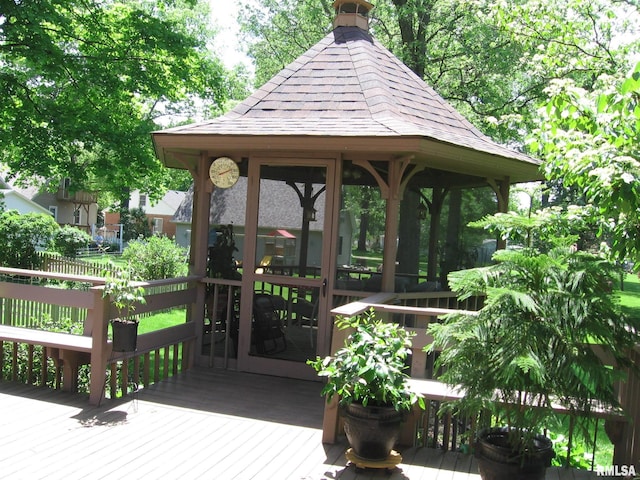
[152,0,541,380]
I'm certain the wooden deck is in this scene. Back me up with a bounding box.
[0,368,597,480]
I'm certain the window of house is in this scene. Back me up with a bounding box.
[73,208,81,225]
[62,178,71,199]
[140,195,147,208]
[49,206,58,220]
[152,217,163,234]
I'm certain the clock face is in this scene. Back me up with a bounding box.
[209,157,240,189]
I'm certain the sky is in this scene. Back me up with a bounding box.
[208,0,255,69]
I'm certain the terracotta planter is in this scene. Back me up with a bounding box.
[111,319,138,352]
[342,403,404,461]
[475,428,554,480]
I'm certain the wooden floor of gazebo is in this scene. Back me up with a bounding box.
[1,368,597,480]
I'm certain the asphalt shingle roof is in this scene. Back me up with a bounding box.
[159,26,536,167]
[173,177,325,231]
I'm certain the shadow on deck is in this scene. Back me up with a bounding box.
[0,367,596,480]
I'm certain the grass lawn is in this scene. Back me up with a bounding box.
[617,273,640,318]
[137,308,187,334]
[81,253,128,267]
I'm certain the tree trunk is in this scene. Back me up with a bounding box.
[427,188,447,282]
[357,195,370,251]
[397,189,420,278]
[440,189,462,286]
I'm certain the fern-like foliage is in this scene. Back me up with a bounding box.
[428,208,640,459]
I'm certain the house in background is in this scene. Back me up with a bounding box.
[1,179,53,216]
[1,176,98,232]
[173,177,354,268]
[104,190,186,239]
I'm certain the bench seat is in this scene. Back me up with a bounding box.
[0,325,92,352]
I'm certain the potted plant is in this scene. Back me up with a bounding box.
[308,309,425,461]
[427,207,640,480]
[103,263,146,352]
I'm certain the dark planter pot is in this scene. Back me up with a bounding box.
[111,319,138,352]
[475,428,554,480]
[342,403,404,461]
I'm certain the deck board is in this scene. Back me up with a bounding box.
[0,368,597,480]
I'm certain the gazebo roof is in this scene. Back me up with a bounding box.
[153,19,541,183]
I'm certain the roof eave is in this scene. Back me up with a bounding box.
[152,133,542,184]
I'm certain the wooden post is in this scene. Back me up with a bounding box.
[60,350,89,393]
[611,347,640,470]
[27,344,34,384]
[321,314,353,443]
[188,152,213,366]
[382,165,401,292]
[88,288,111,405]
[322,396,341,444]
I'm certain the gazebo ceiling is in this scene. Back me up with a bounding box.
[152,7,542,185]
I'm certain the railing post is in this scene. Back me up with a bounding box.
[88,287,111,405]
[321,312,354,443]
[610,347,640,470]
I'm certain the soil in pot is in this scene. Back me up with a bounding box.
[475,428,554,480]
[111,319,138,352]
[342,403,404,461]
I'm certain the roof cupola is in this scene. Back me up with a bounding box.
[333,0,373,31]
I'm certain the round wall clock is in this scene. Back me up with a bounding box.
[209,157,240,189]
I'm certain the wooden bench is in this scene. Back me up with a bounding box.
[0,325,92,393]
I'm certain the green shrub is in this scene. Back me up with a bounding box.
[122,235,188,280]
[123,207,151,241]
[51,225,93,258]
[549,430,594,470]
[0,210,59,268]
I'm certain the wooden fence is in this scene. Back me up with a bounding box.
[1,297,86,329]
[38,252,116,277]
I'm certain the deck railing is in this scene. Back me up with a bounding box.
[325,293,639,472]
[0,267,200,404]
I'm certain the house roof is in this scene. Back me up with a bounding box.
[2,176,42,202]
[0,189,53,216]
[137,190,186,216]
[268,230,296,239]
[173,177,325,232]
[153,25,541,183]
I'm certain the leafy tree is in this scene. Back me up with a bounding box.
[164,170,196,193]
[239,0,638,279]
[0,210,59,269]
[239,0,332,87]
[343,185,386,252]
[0,0,230,202]
[239,0,637,142]
[530,63,640,264]
[122,235,188,280]
[123,208,152,242]
[51,226,93,258]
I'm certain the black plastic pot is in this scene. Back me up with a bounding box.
[111,319,138,352]
[342,403,404,461]
[475,428,554,480]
